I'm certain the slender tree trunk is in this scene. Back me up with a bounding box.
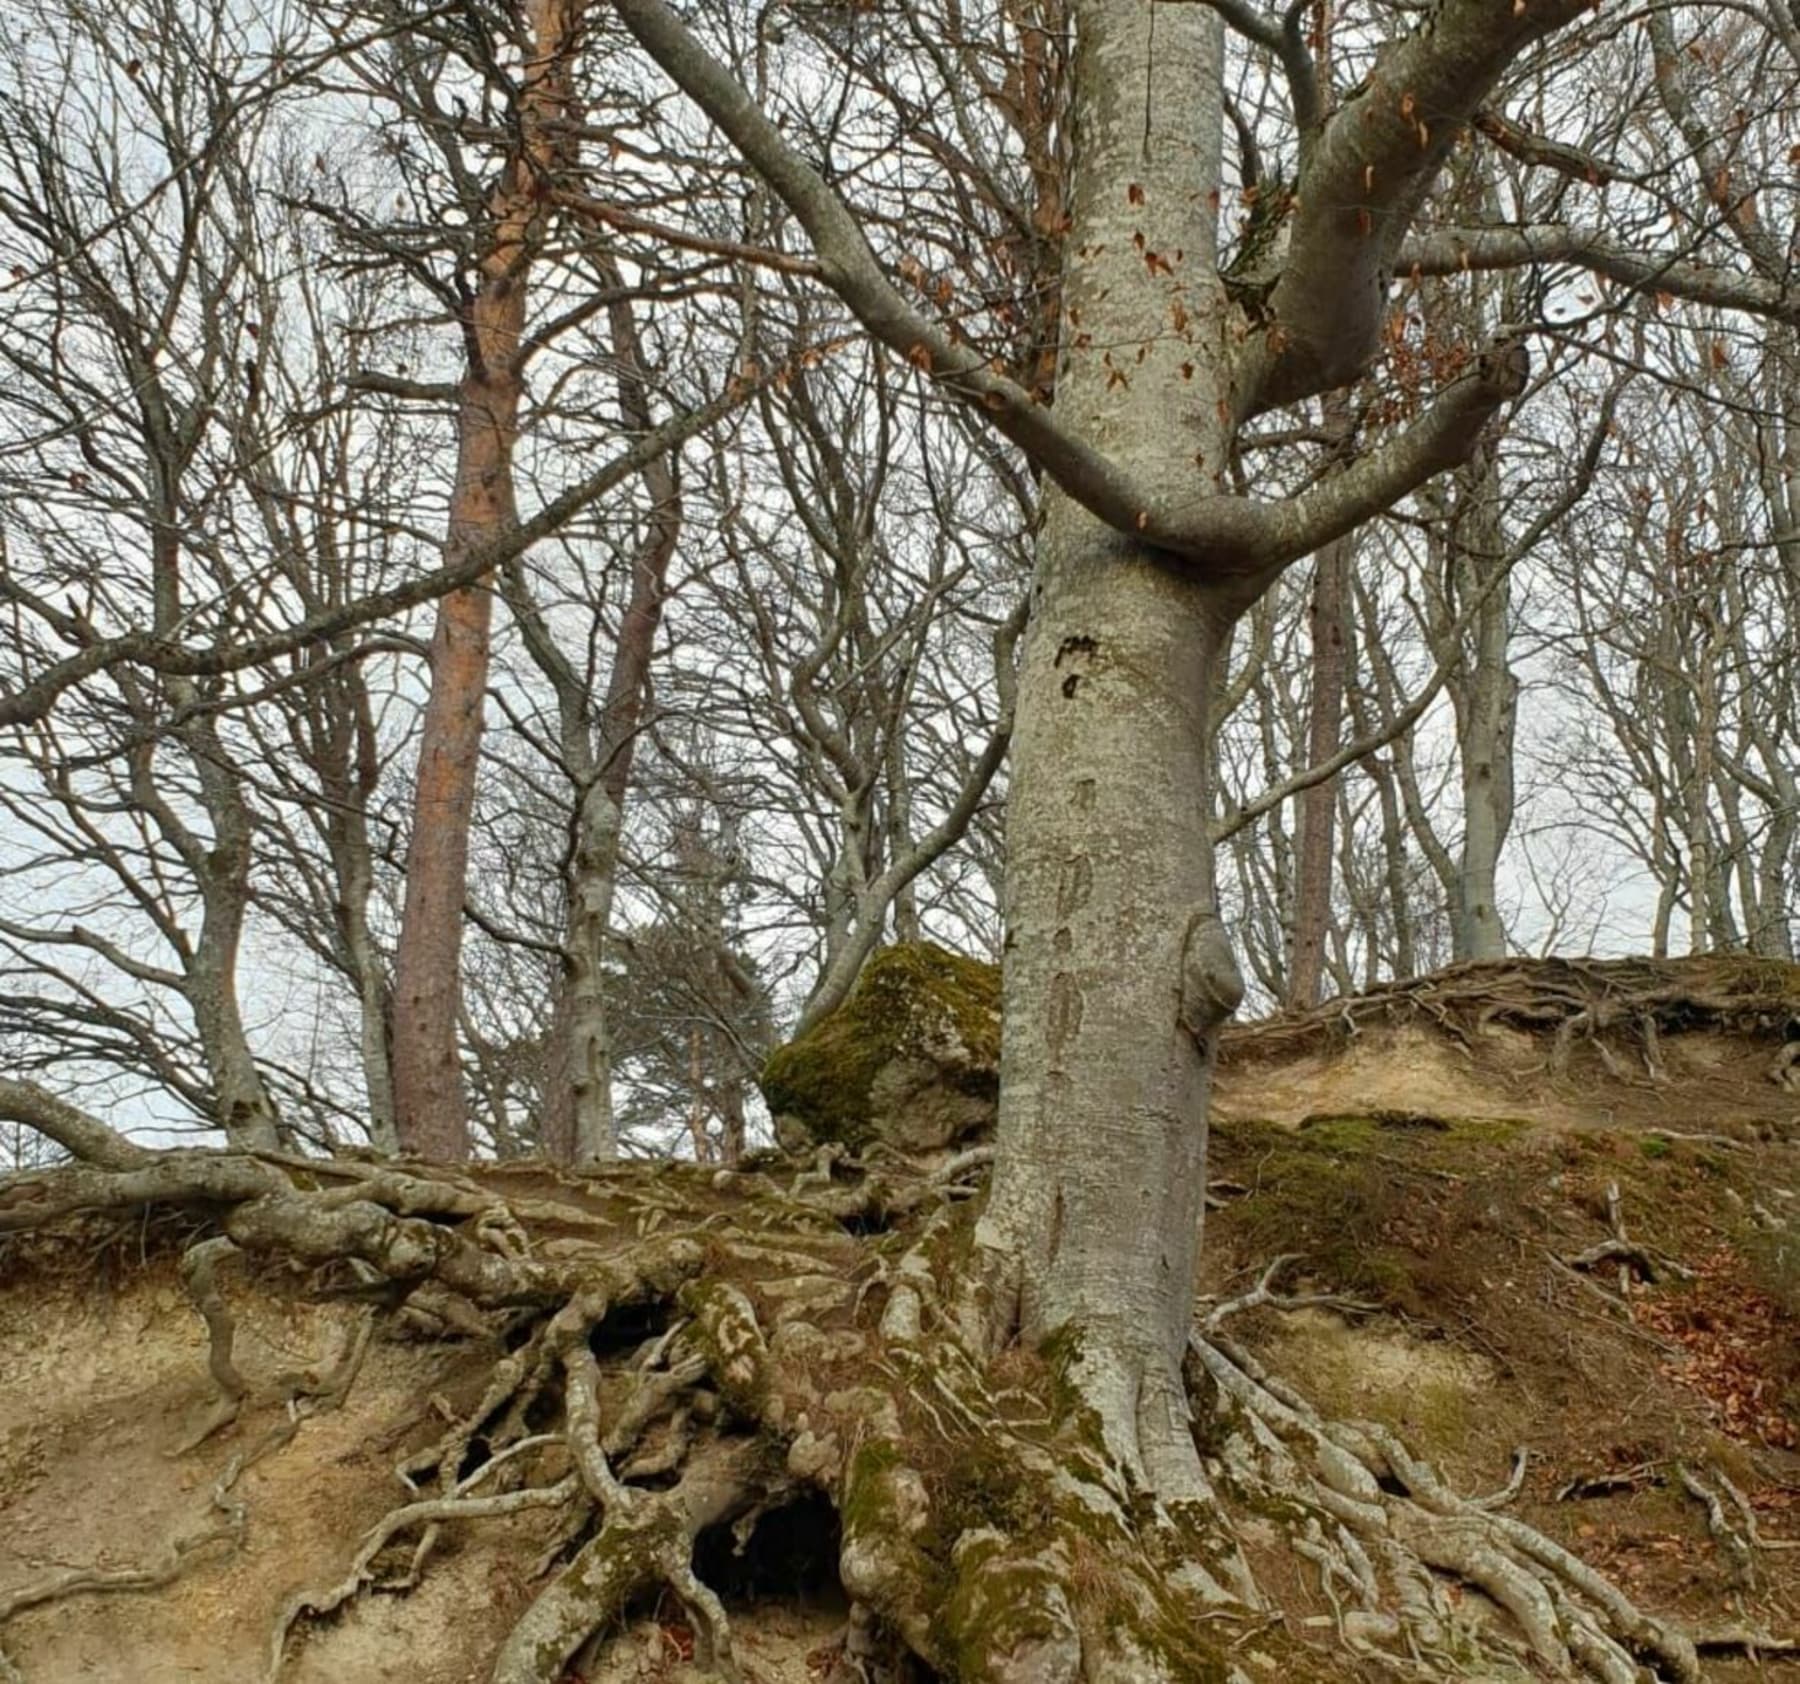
[976,0,1240,1497]
[562,782,626,1162]
[320,666,398,1152]
[1450,452,1517,962]
[1751,763,1797,959]
[719,1079,746,1165]
[390,0,579,1160]
[354,946,398,1154]
[537,992,578,1165]
[338,825,398,1153]
[188,889,281,1152]
[1286,535,1349,1007]
[182,708,281,1151]
[886,725,923,944]
[558,292,682,1166]
[1685,606,1726,955]
[390,392,512,1160]
[149,498,281,1152]
[1649,792,1676,959]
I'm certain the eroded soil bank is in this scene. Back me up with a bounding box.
[1,958,1794,1683]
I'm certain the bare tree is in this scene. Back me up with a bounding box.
[361,0,587,1161]
[612,0,1800,1533]
[0,0,324,1149]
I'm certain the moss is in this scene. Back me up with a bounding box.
[1293,1110,1527,1148]
[937,1445,1053,1540]
[1033,1323,1114,1457]
[1211,1113,1524,1315]
[678,1278,769,1415]
[939,1533,1074,1681]
[841,1437,909,1537]
[760,943,1001,1149]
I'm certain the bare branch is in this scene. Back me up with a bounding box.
[1241,0,1593,413]
[1399,226,1800,326]
[0,380,755,729]
[0,1078,152,1169]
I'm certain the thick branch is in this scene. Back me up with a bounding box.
[0,1079,154,1169]
[1242,0,1590,412]
[1215,342,1528,570]
[1400,226,1800,325]
[346,371,462,404]
[608,0,1223,566]
[1124,342,1531,583]
[1471,112,1620,187]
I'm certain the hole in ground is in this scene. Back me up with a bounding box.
[587,1495,945,1683]
[694,1490,845,1608]
[456,1434,492,1483]
[839,1205,890,1238]
[587,1297,671,1360]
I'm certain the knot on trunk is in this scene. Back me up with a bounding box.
[1179,910,1244,1043]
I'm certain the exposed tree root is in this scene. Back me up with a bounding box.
[1191,1331,1705,1682]
[1223,954,1800,1091]
[2,1122,1794,1684]
[0,1432,252,1684]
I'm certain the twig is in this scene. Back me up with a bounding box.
[1202,1254,1381,1330]
[1473,1448,1531,1511]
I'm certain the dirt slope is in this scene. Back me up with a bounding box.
[0,1227,843,1684]
[1204,958,1800,1672]
[1,957,1795,1682]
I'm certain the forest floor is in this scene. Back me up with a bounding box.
[1,957,1796,1683]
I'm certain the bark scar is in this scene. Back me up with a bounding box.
[1177,909,1244,1048]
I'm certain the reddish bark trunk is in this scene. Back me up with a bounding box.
[391,0,581,1160]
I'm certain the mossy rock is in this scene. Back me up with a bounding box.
[761,943,1001,1152]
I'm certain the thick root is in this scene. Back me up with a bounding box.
[1222,953,1800,1093]
[1191,1331,1704,1682]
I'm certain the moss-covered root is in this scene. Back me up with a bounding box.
[837,1429,939,1661]
[833,1368,1236,1684]
[489,1500,684,1684]
[941,1530,1082,1684]
[935,1508,1250,1684]
[488,1295,781,1684]
[681,1278,772,1416]
[490,1437,767,1684]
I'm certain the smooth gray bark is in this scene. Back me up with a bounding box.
[1446,449,1517,963]
[615,0,1584,1509]
[971,0,1243,1496]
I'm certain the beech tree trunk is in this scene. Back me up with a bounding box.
[974,0,1243,1495]
[151,509,281,1151]
[1286,535,1350,1008]
[521,283,680,1169]
[390,0,579,1161]
[560,303,682,1166]
[617,0,1586,1515]
[1449,449,1517,963]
